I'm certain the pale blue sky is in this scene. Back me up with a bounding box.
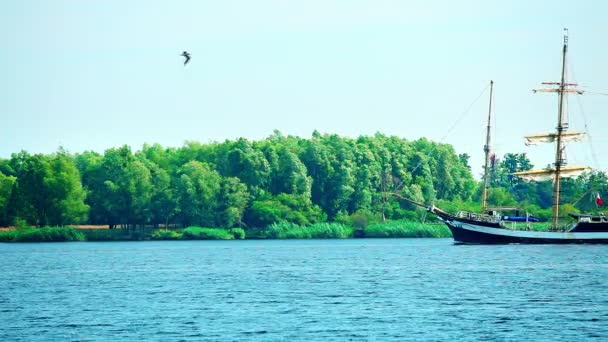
[2,0,608,177]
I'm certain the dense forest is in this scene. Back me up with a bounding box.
[0,131,606,229]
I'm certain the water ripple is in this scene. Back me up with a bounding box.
[1,239,608,340]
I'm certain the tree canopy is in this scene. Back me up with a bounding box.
[0,132,605,228]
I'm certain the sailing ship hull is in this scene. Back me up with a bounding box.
[440,217,608,244]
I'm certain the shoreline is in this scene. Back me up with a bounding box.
[0,221,452,242]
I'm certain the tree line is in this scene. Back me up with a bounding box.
[0,131,606,228]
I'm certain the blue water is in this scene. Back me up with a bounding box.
[1,239,608,341]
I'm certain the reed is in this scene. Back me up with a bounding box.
[151,229,183,240]
[80,228,132,241]
[364,220,451,238]
[0,227,85,242]
[262,222,354,239]
[0,230,17,242]
[182,227,235,240]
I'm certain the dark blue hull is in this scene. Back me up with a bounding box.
[426,205,608,244]
[444,220,608,245]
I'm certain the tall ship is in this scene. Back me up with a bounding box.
[426,31,608,244]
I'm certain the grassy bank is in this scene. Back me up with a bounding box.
[81,228,137,241]
[363,220,451,238]
[181,227,245,240]
[0,227,85,242]
[82,227,247,241]
[0,221,452,242]
[259,222,354,239]
[186,221,448,239]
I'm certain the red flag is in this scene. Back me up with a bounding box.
[596,193,604,206]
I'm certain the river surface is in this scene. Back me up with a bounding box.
[1,239,608,341]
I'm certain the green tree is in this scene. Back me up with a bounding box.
[175,161,221,227]
[8,152,52,226]
[44,151,89,226]
[218,177,250,228]
[271,147,312,196]
[75,151,107,224]
[147,161,177,228]
[89,146,153,227]
[0,171,16,226]
[217,138,271,193]
[245,193,326,227]
[7,151,88,226]
[299,137,335,213]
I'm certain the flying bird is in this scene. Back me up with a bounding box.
[181,51,191,65]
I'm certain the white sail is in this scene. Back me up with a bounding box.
[513,165,591,182]
[524,131,586,146]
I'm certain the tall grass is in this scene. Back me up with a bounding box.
[81,228,132,241]
[364,220,451,238]
[262,222,354,239]
[182,227,235,240]
[0,230,17,242]
[150,227,245,240]
[151,229,183,240]
[0,227,85,242]
[82,227,166,241]
[0,221,454,242]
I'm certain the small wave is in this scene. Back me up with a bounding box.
[494,317,514,324]
[241,330,269,335]
[26,316,52,321]
[154,331,180,335]
[87,323,113,327]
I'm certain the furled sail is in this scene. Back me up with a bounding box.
[524,131,586,146]
[513,165,591,182]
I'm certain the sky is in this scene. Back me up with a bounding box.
[2,0,608,178]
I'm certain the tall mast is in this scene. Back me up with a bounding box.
[552,30,569,228]
[516,30,587,227]
[481,80,494,212]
